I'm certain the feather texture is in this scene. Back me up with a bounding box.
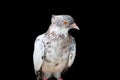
[33,15,79,80]
[33,34,45,72]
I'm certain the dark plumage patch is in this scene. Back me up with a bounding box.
[36,70,44,80]
[65,50,68,53]
[55,63,59,67]
[45,59,51,63]
[70,54,73,59]
[46,42,50,44]
[69,44,74,51]
[42,56,44,59]
[62,58,67,62]
[44,56,51,63]
[58,34,65,39]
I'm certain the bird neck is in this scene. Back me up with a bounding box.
[47,24,69,38]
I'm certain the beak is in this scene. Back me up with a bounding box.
[71,23,80,30]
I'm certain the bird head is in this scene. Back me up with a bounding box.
[51,15,80,31]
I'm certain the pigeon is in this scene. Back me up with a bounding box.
[33,14,79,80]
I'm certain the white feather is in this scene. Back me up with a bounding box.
[33,34,45,72]
[68,38,76,67]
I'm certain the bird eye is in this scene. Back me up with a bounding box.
[63,20,68,25]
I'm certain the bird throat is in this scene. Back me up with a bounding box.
[47,30,68,39]
[47,25,69,39]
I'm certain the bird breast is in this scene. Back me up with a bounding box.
[42,34,71,73]
[44,37,70,62]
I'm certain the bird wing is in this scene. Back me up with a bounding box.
[68,37,76,67]
[33,34,45,72]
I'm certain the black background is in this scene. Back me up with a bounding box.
[3,2,117,80]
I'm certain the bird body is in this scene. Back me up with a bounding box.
[33,15,79,80]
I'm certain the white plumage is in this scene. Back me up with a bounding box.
[33,15,79,80]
